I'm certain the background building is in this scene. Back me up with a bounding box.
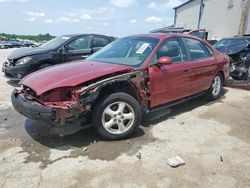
[174,0,250,40]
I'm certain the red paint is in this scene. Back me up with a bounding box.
[144,34,230,107]
[19,33,230,110]
[149,63,193,107]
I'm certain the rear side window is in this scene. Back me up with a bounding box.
[93,37,110,48]
[184,38,212,60]
[67,36,92,51]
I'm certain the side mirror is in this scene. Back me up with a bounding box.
[59,46,67,54]
[247,43,250,48]
[158,56,173,65]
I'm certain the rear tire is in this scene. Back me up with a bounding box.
[92,92,141,140]
[206,73,223,100]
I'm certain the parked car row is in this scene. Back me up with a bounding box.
[0,40,37,49]
[7,33,230,140]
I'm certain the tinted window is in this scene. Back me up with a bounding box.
[67,36,92,51]
[184,38,211,60]
[93,37,110,47]
[226,39,248,54]
[154,38,187,64]
[228,39,246,47]
[87,37,159,67]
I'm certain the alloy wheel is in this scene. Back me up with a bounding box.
[212,76,221,96]
[101,101,135,135]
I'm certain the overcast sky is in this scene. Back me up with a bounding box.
[0,0,186,37]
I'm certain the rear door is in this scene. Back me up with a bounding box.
[64,35,93,62]
[149,37,193,107]
[182,37,217,94]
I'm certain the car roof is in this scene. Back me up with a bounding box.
[126,33,198,40]
[60,34,115,38]
[220,37,250,40]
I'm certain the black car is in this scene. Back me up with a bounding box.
[0,41,12,49]
[213,37,250,80]
[2,34,115,80]
[21,41,37,48]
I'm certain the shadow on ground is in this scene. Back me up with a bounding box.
[17,89,228,163]
[6,80,19,87]
[22,120,150,163]
[24,119,146,150]
[142,89,227,126]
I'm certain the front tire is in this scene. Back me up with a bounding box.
[206,73,223,100]
[92,92,141,140]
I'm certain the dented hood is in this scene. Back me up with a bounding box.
[20,60,133,95]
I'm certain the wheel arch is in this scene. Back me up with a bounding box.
[36,61,54,70]
[79,70,147,113]
[218,70,225,84]
[93,80,141,106]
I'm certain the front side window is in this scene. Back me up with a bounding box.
[154,38,187,64]
[67,36,92,51]
[87,37,159,67]
[184,38,211,60]
[93,37,110,48]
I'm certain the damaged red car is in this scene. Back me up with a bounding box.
[11,33,230,140]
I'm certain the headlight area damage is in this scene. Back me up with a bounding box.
[11,70,149,127]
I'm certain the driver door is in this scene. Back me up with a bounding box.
[64,35,93,62]
[149,38,192,108]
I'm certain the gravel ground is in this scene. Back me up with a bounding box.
[0,48,250,188]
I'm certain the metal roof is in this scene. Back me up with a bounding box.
[173,0,195,9]
[150,26,187,33]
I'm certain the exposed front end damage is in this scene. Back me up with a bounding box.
[11,70,149,127]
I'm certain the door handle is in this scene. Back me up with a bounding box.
[81,55,89,58]
[184,69,191,72]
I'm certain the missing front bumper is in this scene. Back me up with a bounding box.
[11,90,53,122]
[11,90,90,126]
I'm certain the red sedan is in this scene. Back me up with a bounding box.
[11,33,230,140]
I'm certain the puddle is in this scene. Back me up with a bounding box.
[17,119,157,168]
[199,96,250,142]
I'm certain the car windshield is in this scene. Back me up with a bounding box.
[228,39,247,47]
[40,36,70,49]
[213,39,228,48]
[87,37,159,67]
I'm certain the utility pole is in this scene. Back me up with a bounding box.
[238,0,250,36]
[198,0,204,29]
